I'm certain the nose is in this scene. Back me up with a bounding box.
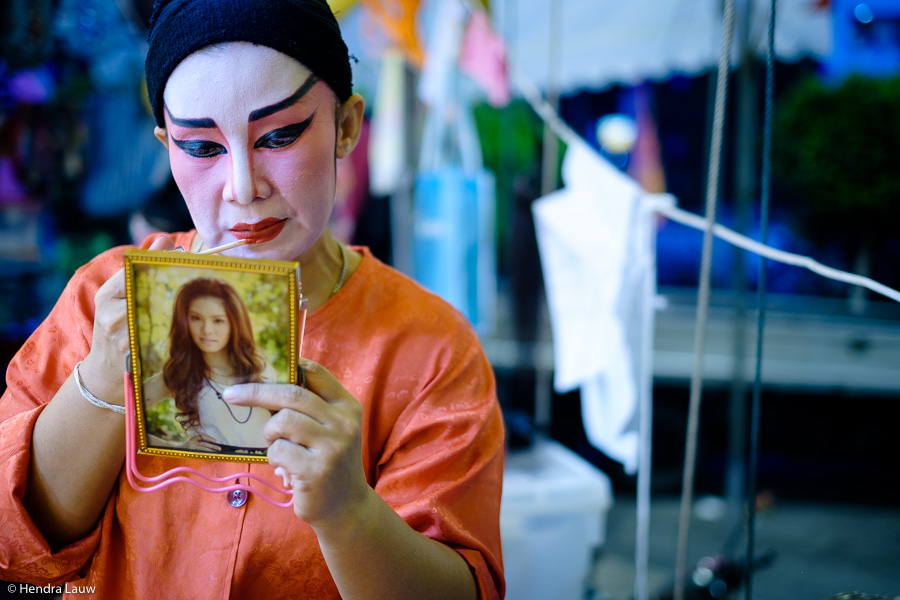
[224,149,271,205]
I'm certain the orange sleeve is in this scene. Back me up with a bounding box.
[0,254,114,583]
[371,317,506,600]
[0,233,192,584]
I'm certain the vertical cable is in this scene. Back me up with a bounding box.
[534,0,559,433]
[745,0,776,598]
[673,2,735,599]
[634,196,667,600]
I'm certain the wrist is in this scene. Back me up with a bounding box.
[75,357,126,410]
[310,486,382,551]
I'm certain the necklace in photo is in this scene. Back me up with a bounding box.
[207,379,252,424]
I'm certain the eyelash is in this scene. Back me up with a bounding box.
[190,316,225,324]
[174,140,226,159]
[254,115,314,149]
[172,115,315,159]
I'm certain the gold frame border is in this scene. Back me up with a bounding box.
[124,249,299,463]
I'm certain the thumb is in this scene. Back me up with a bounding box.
[148,234,176,251]
[297,358,348,403]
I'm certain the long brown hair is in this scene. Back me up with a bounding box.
[163,277,265,433]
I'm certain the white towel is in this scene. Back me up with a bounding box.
[533,139,669,473]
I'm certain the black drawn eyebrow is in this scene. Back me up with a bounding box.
[248,74,319,122]
[165,104,217,129]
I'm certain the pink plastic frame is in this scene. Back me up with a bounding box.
[124,372,294,508]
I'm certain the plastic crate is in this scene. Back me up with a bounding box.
[501,438,614,600]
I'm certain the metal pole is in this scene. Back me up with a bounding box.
[534,0,561,432]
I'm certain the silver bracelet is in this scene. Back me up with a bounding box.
[73,361,126,415]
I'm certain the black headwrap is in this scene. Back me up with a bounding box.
[145,0,353,127]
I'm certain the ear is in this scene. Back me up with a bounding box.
[335,94,365,159]
[154,126,169,149]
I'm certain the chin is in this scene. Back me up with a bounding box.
[255,235,312,262]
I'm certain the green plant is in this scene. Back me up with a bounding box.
[772,74,900,263]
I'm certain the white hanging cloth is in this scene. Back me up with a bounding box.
[533,138,672,474]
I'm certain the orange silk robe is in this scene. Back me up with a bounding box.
[0,232,505,599]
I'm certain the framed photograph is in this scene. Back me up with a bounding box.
[124,249,302,463]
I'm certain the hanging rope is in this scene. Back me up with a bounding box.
[745,1,776,598]
[654,204,900,304]
[673,1,735,599]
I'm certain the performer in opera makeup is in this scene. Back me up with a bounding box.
[0,2,505,599]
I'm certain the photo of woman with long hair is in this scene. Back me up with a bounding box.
[144,277,274,451]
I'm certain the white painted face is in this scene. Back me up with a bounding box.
[161,42,340,262]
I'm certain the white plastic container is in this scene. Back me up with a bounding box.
[501,438,614,600]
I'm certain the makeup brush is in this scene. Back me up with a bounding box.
[195,239,251,255]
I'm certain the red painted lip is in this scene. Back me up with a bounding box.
[230,218,288,244]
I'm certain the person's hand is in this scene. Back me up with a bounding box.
[222,358,371,528]
[79,235,176,406]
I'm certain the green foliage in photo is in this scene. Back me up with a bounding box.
[145,397,188,443]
